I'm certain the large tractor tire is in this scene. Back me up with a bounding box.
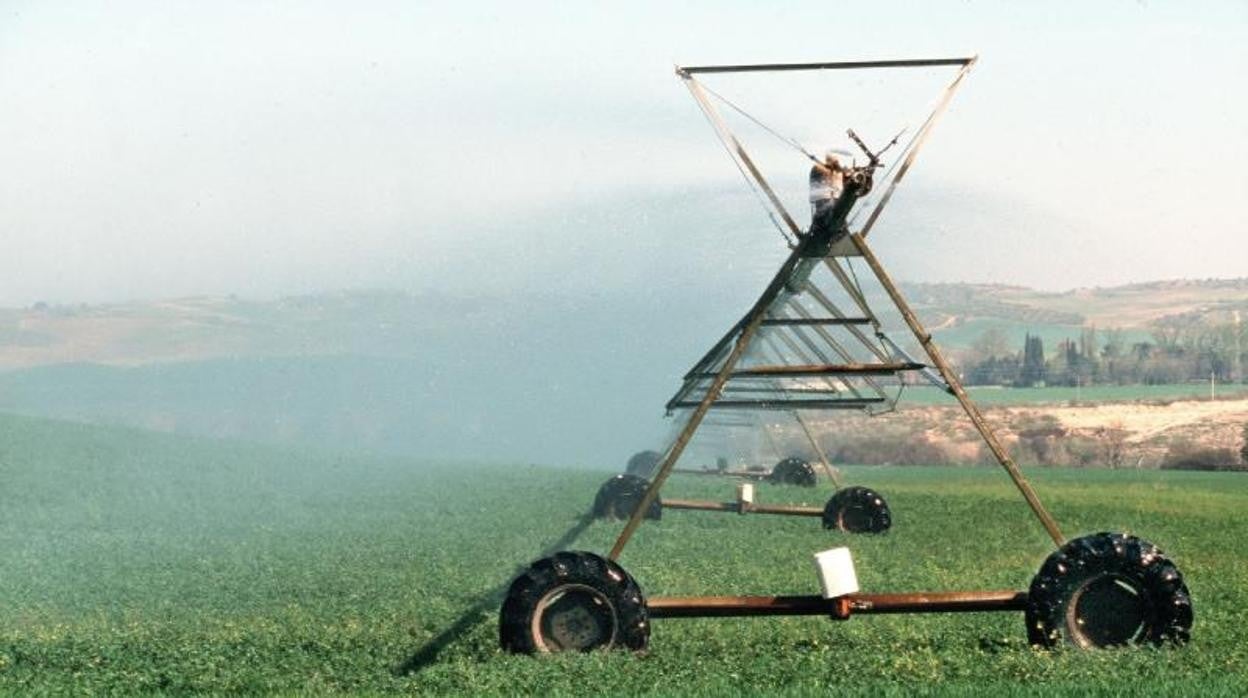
[1026,532,1193,648]
[625,450,663,478]
[500,551,650,653]
[822,486,891,533]
[768,457,818,487]
[592,474,661,521]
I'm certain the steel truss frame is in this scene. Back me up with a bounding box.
[610,55,1065,562]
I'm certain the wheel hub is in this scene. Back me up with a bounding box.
[838,504,873,532]
[532,584,618,652]
[1067,573,1147,648]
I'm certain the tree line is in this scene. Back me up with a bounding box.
[958,317,1247,387]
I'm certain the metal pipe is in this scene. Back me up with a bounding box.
[671,469,771,481]
[689,362,922,378]
[661,498,740,512]
[668,398,885,410]
[759,317,872,326]
[745,502,824,516]
[647,590,1027,619]
[721,386,845,395]
[662,498,824,517]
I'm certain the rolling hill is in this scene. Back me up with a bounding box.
[1,279,1245,466]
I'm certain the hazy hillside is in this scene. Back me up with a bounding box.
[1,279,1246,466]
[894,278,1248,348]
[0,292,720,466]
[5,279,1247,371]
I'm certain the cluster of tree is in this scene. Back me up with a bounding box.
[959,317,1247,387]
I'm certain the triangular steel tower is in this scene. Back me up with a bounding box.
[610,56,1066,561]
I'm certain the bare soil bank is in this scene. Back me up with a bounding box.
[801,397,1248,469]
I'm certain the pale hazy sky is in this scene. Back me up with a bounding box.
[2,1,1246,306]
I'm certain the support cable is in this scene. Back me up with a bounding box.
[698,81,821,163]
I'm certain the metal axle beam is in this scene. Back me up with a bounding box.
[647,590,1027,619]
[672,468,771,480]
[662,498,824,517]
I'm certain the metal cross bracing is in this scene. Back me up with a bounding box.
[664,263,931,415]
[608,56,1067,562]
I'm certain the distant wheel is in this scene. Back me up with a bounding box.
[592,474,662,520]
[769,457,818,487]
[1026,532,1193,648]
[822,486,891,533]
[625,450,662,477]
[499,551,650,654]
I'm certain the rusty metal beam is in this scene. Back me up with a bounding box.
[663,499,824,517]
[669,398,885,410]
[760,317,873,327]
[722,385,843,395]
[610,246,809,560]
[690,362,923,378]
[647,589,1027,619]
[672,468,770,480]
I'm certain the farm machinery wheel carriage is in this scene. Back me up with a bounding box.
[592,472,891,534]
[501,56,1193,654]
[499,532,1192,653]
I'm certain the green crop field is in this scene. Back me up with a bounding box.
[2,412,1247,695]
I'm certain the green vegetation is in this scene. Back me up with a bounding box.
[929,317,1103,350]
[2,412,1247,694]
[954,317,1247,388]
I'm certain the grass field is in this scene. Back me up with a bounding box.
[2,412,1247,695]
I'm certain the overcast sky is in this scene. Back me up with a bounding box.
[2,1,1246,307]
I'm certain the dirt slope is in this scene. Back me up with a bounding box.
[801,397,1248,469]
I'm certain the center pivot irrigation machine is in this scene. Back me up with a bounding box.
[500,57,1193,654]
